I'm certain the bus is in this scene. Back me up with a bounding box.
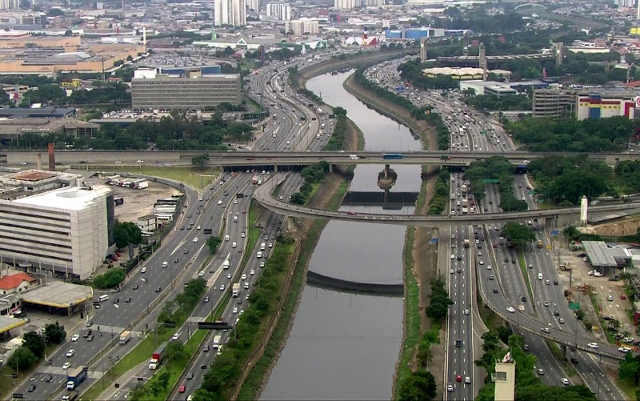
[382,154,404,160]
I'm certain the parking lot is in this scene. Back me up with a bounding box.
[112,182,177,222]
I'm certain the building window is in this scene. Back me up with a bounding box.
[495,371,507,381]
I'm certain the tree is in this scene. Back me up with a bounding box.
[114,224,130,249]
[425,279,453,321]
[192,154,210,168]
[289,192,306,205]
[398,370,437,401]
[23,331,45,359]
[620,353,640,386]
[416,347,433,368]
[92,268,126,289]
[44,322,66,345]
[500,222,536,249]
[157,371,170,392]
[167,341,187,361]
[8,346,37,370]
[206,236,222,254]
[113,221,142,248]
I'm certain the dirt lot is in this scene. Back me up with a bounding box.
[112,182,178,222]
[580,217,640,237]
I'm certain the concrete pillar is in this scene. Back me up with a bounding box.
[274,163,278,173]
[329,164,333,174]
[560,344,567,360]
[287,216,296,231]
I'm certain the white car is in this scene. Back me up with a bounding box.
[233,199,238,204]
[619,347,631,353]
[250,269,255,276]
[193,237,199,243]
[196,226,201,230]
[479,260,484,265]
[451,254,455,259]
[141,267,147,273]
[241,232,246,238]
[561,378,571,386]
[268,243,273,248]
[63,362,71,369]
[66,349,75,357]
[486,265,492,270]
[226,273,232,279]
[220,284,225,291]
[218,200,223,205]
[587,342,599,349]
[506,306,515,313]
[259,262,265,268]
[71,334,80,342]
[241,274,247,280]
[447,384,454,392]
[162,261,168,268]
[136,160,144,163]
[232,307,238,314]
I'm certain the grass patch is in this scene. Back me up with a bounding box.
[0,345,58,397]
[545,340,577,377]
[618,377,637,400]
[517,251,534,301]
[138,166,220,190]
[395,226,422,397]
[415,181,428,214]
[237,179,349,400]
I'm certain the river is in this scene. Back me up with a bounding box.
[259,71,423,400]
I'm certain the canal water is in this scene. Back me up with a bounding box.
[259,71,423,400]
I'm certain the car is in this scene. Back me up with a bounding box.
[71,334,80,342]
[447,384,454,392]
[141,267,147,273]
[204,296,209,303]
[233,307,238,314]
[479,260,484,265]
[27,384,36,392]
[559,318,565,324]
[561,378,570,386]
[457,268,462,273]
[260,262,265,268]
[44,374,52,383]
[588,342,599,349]
[250,269,255,275]
[493,288,499,294]
[543,301,550,307]
[162,261,168,268]
[187,372,194,380]
[62,362,71,369]
[451,254,455,259]
[66,349,75,357]
[179,384,186,393]
[220,284,225,291]
[456,375,462,382]
[87,334,94,341]
[180,226,184,230]
[155,287,161,293]
[545,279,550,285]
[464,309,470,315]
[196,226,201,230]
[486,265,492,270]
[521,296,527,302]
[203,345,210,352]
[478,251,482,256]
[506,306,515,313]
[241,232,246,238]
[193,237,199,243]
[504,257,509,263]
[537,368,545,375]
[450,268,455,274]
[608,295,614,301]
[227,273,232,279]
[511,258,516,264]
[619,347,631,353]
[523,344,530,351]
[457,255,462,261]
[218,200,222,205]
[489,274,494,280]
[541,327,550,333]
[233,199,238,204]
[553,280,558,285]
[136,160,144,163]
[241,274,247,280]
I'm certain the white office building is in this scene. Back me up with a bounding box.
[215,0,246,26]
[246,0,259,11]
[0,170,114,280]
[334,0,360,10]
[266,3,291,20]
[0,0,19,10]
[285,18,319,35]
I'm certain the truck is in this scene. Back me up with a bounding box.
[66,367,88,390]
[61,391,79,401]
[537,240,543,249]
[213,335,222,349]
[149,341,168,370]
[252,176,259,185]
[461,184,468,194]
[232,283,241,298]
[464,239,470,248]
[462,198,468,208]
[119,330,131,345]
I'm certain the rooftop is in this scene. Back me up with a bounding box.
[583,241,619,267]
[0,273,36,290]
[13,184,112,211]
[0,107,76,118]
[12,170,57,182]
[20,281,93,309]
[0,315,27,334]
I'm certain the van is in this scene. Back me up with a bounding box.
[99,294,109,302]
[538,273,543,280]
[260,243,266,251]
[465,377,471,384]
[225,235,230,241]
[232,242,237,248]
[349,154,359,160]
[223,260,230,269]
[257,252,263,259]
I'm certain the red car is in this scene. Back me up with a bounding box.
[179,384,186,393]
[347,211,356,216]
[456,375,462,382]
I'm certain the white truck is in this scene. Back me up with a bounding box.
[118,330,131,345]
[232,283,241,298]
[213,335,222,349]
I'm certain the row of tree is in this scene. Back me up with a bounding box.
[18,82,130,108]
[289,162,330,205]
[464,157,529,212]
[505,116,635,153]
[428,169,451,215]
[464,93,532,112]
[191,235,296,401]
[475,331,597,401]
[323,107,349,151]
[8,323,66,371]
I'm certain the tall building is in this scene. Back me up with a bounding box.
[493,353,516,401]
[366,0,384,6]
[246,0,259,12]
[334,0,359,10]
[0,170,113,280]
[215,0,246,26]
[131,68,241,110]
[285,18,319,35]
[266,3,291,20]
[0,0,19,10]
[532,89,575,118]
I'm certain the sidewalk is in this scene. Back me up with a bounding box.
[94,361,148,401]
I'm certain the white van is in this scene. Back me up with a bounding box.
[222,260,230,269]
[99,294,109,302]
[537,273,543,280]
[232,242,237,248]
[260,243,266,251]
[225,235,230,241]
[349,154,359,160]
[257,252,263,259]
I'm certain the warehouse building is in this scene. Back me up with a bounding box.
[0,170,114,280]
[131,68,241,110]
[576,93,635,120]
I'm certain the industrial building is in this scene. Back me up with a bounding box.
[576,94,635,120]
[532,89,637,120]
[582,241,631,273]
[384,27,471,40]
[460,80,549,97]
[131,68,241,110]
[0,169,114,280]
[423,67,511,81]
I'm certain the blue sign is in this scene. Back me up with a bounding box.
[551,230,559,235]
[430,238,439,244]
